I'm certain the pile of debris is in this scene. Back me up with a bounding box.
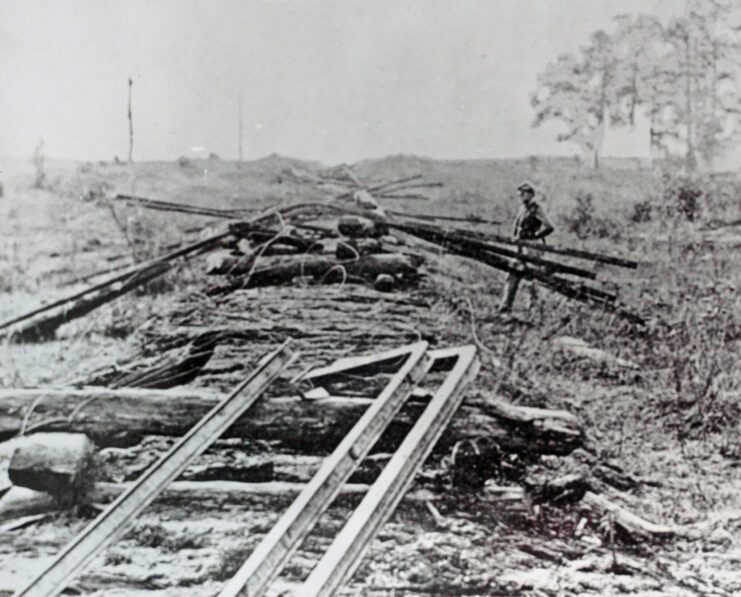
[0,166,641,344]
[0,164,663,596]
[1,336,680,596]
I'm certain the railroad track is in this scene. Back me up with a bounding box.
[13,341,298,597]
[221,343,479,597]
[15,341,479,597]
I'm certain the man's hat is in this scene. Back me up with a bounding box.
[517,181,535,194]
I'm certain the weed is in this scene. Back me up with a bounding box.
[630,199,652,223]
[104,550,132,566]
[210,543,259,580]
[659,171,702,222]
[560,192,621,240]
[124,521,210,552]
[177,156,194,170]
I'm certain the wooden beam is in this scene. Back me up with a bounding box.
[398,223,597,280]
[0,387,585,456]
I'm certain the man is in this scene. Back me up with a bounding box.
[497,181,554,313]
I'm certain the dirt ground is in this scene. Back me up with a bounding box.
[1,156,740,596]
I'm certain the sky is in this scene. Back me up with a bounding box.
[0,0,688,164]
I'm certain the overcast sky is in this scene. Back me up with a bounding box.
[1,0,686,164]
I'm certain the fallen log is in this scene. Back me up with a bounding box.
[236,228,325,254]
[553,336,638,369]
[0,480,441,527]
[337,215,389,238]
[580,491,679,540]
[485,399,583,439]
[207,252,417,280]
[335,239,384,259]
[8,433,95,501]
[210,253,422,294]
[0,482,376,524]
[0,387,584,455]
[97,441,359,484]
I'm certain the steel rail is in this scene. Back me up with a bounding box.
[301,344,480,597]
[0,231,230,332]
[218,341,431,597]
[13,341,298,597]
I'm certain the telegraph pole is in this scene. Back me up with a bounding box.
[128,77,134,163]
[238,93,243,161]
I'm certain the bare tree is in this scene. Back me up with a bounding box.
[531,31,623,168]
[32,138,46,189]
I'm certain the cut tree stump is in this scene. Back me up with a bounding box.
[8,433,95,500]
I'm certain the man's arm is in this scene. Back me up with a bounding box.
[534,205,554,240]
[512,208,523,239]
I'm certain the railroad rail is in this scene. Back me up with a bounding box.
[218,341,431,597]
[13,341,298,597]
[14,341,478,597]
[221,343,479,597]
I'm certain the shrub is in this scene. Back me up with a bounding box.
[630,199,652,223]
[658,170,705,222]
[560,192,621,240]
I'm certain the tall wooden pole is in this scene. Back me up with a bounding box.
[238,92,243,161]
[127,77,134,163]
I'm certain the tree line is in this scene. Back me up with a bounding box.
[532,0,741,171]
